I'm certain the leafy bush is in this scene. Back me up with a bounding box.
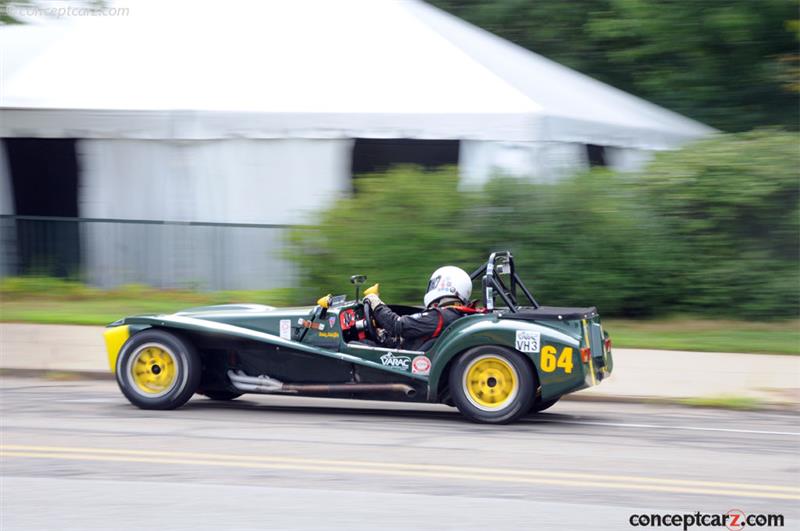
[0,275,301,307]
[290,131,799,318]
[0,276,100,300]
[472,171,676,316]
[640,130,800,316]
[290,166,478,304]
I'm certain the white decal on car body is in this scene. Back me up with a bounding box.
[515,330,540,353]
[380,353,411,370]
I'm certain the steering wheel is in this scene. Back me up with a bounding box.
[361,301,380,342]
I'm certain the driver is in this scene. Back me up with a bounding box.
[363,266,473,351]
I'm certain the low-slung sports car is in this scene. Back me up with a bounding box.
[104,251,613,424]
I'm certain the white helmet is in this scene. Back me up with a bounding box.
[424,266,472,307]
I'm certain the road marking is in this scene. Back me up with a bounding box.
[529,419,800,437]
[2,445,798,500]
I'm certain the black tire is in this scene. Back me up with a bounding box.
[201,390,242,401]
[115,329,201,410]
[530,398,559,413]
[449,345,536,424]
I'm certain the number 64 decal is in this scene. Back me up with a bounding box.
[540,346,574,374]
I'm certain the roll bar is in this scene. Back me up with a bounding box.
[469,251,539,313]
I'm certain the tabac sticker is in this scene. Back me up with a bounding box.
[279,319,291,340]
[515,330,540,353]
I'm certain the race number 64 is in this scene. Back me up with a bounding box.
[540,346,574,374]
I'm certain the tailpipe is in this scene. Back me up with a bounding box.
[227,370,416,397]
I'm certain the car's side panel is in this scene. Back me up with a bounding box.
[108,309,604,405]
[118,314,429,382]
[427,314,589,401]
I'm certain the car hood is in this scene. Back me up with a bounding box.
[173,303,316,321]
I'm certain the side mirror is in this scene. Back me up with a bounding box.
[350,274,367,300]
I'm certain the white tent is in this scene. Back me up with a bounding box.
[1,0,712,142]
[0,0,713,288]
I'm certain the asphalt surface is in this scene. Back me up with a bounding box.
[1,377,798,531]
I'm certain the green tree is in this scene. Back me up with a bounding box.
[430,0,798,131]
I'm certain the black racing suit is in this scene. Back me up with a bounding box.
[372,302,465,351]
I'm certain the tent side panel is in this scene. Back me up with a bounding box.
[0,142,15,278]
[78,138,352,290]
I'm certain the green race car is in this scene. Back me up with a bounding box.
[104,251,613,424]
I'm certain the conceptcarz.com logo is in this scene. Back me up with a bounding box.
[1,4,130,18]
[628,510,785,530]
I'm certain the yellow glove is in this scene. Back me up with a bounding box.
[364,283,380,296]
[363,293,384,309]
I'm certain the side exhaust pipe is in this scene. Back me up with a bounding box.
[227,370,282,391]
[227,370,416,397]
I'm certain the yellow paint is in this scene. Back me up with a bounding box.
[540,346,573,374]
[103,325,130,373]
[3,445,798,500]
[363,283,380,296]
[557,347,574,373]
[582,319,597,386]
[318,332,339,338]
[540,345,557,372]
[317,294,331,309]
[588,357,597,385]
[130,346,177,395]
[465,356,517,409]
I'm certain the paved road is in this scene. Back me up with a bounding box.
[1,377,798,530]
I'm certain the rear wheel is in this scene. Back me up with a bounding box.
[449,346,535,424]
[201,390,242,401]
[116,329,201,410]
[530,398,559,413]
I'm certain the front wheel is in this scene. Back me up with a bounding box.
[116,329,201,410]
[449,346,536,424]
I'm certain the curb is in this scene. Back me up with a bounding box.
[0,368,113,381]
[563,391,799,413]
[2,367,797,414]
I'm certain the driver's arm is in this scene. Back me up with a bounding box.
[367,298,438,341]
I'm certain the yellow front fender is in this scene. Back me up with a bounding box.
[103,325,130,373]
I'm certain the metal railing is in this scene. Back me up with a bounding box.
[0,215,304,290]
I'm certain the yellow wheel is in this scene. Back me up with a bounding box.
[463,355,519,411]
[129,343,178,397]
[450,346,535,424]
[116,330,201,410]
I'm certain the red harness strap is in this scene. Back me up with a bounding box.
[415,308,445,348]
[432,310,445,338]
[449,305,488,314]
[422,305,486,346]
